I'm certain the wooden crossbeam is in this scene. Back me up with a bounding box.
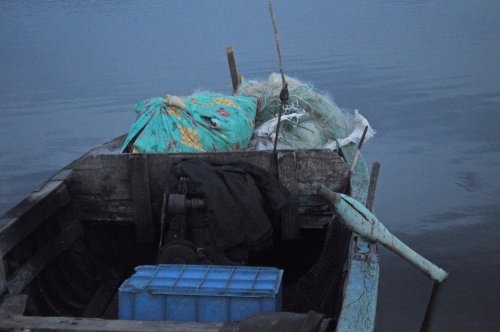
[0,315,234,332]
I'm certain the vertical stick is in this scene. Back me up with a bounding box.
[269,2,286,86]
[269,2,288,154]
[349,126,369,174]
[343,125,369,192]
[226,46,240,94]
[420,281,446,332]
[159,192,168,250]
[366,161,381,212]
[0,256,6,295]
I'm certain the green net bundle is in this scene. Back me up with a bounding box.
[236,73,366,151]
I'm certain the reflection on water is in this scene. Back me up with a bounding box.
[1,1,499,331]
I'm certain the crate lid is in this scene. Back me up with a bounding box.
[119,264,283,297]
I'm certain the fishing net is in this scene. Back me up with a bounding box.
[283,219,351,317]
[236,73,374,151]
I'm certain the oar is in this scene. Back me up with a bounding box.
[317,186,449,283]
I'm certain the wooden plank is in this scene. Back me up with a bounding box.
[69,151,348,227]
[69,154,130,200]
[6,218,83,294]
[336,250,379,332]
[87,135,127,155]
[73,194,335,228]
[147,150,274,169]
[341,148,369,203]
[295,150,349,194]
[277,151,300,240]
[68,169,131,201]
[366,162,381,212]
[150,150,345,195]
[0,256,6,295]
[336,144,379,332]
[71,151,347,201]
[297,215,331,229]
[72,193,336,227]
[226,46,240,94]
[296,194,327,207]
[0,315,235,332]
[71,195,134,223]
[0,181,70,256]
[129,154,154,243]
[82,270,124,318]
[50,168,73,182]
[0,294,28,316]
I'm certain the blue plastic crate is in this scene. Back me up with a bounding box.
[118,264,283,323]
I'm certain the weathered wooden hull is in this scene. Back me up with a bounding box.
[0,136,378,331]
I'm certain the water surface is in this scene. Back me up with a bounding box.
[1,1,499,331]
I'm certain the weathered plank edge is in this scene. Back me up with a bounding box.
[70,149,348,229]
[0,167,74,296]
[335,145,379,332]
[226,46,241,94]
[129,154,155,243]
[0,258,6,296]
[277,151,300,239]
[0,181,71,256]
[82,269,124,318]
[6,219,83,295]
[0,294,28,316]
[0,315,236,332]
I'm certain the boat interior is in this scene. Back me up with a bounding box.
[0,135,355,325]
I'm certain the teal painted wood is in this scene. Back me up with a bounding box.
[339,253,379,331]
[326,192,447,283]
[336,144,379,332]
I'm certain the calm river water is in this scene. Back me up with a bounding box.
[1,1,499,331]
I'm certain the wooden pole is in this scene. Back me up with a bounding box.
[268,2,288,154]
[268,2,286,86]
[366,161,381,212]
[343,126,369,192]
[226,46,240,94]
[420,281,446,332]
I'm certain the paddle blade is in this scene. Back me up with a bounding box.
[318,186,449,283]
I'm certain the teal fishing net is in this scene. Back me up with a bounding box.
[236,73,373,151]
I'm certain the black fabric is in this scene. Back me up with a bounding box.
[168,159,289,252]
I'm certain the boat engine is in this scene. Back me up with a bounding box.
[157,179,246,266]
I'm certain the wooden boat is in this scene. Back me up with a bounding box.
[0,135,379,331]
[0,53,379,331]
